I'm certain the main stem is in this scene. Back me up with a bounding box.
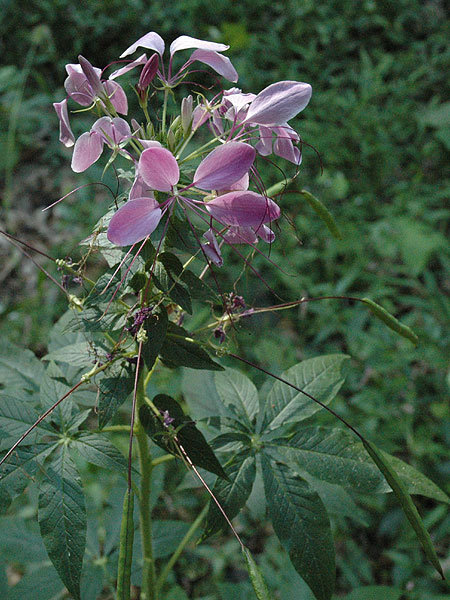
[135,371,157,600]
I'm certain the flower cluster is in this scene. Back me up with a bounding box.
[54,32,312,266]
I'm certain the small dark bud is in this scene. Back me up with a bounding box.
[214,326,226,344]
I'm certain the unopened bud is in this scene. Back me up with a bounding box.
[181,95,193,134]
[167,129,176,150]
[138,53,159,91]
[78,55,103,96]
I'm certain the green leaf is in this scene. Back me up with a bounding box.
[43,342,99,368]
[181,369,229,419]
[142,307,168,370]
[261,455,335,600]
[139,395,227,479]
[160,324,223,371]
[202,450,256,539]
[262,354,349,431]
[180,269,218,302]
[7,564,66,600]
[0,340,44,394]
[98,362,135,428]
[0,394,53,449]
[362,439,444,578]
[362,298,419,345]
[40,361,74,425]
[164,214,201,254]
[154,252,192,313]
[0,517,50,563]
[271,426,449,503]
[70,432,128,472]
[215,368,259,427]
[152,520,191,558]
[300,190,342,239]
[242,547,271,600]
[0,443,56,513]
[38,446,87,600]
[342,586,403,600]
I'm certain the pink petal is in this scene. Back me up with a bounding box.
[216,173,249,194]
[201,229,223,266]
[138,53,159,88]
[139,147,179,192]
[138,139,162,149]
[194,142,255,191]
[255,125,273,156]
[108,54,148,79]
[243,80,312,126]
[107,198,162,246]
[53,99,75,147]
[71,131,104,172]
[120,31,165,58]
[189,49,238,82]
[223,226,258,245]
[223,89,256,114]
[170,35,228,56]
[129,175,154,201]
[192,105,211,131]
[64,70,95,106]
[255,224,276,243]
[78,55,103,96]
[102,80,128,114]
[206,191,280,228]
[92,116,131,146]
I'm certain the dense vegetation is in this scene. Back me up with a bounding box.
[0,1,448,598]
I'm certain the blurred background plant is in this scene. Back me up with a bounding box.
[0,1,448,598]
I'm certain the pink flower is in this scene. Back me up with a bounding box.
[53,99,75,148]
[64,56,128,115]
[106,142,267,250]
[119,32,238,84]
[71,117,131,173]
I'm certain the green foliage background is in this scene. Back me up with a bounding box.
[0,0,448,598]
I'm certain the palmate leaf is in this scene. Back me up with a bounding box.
[38,445,87,600]
[139,395,227,479]
[142,307,168,371]
[0,394,53,450]
[160,324,223,371]
[261,455,335,600]
[153,252,192,313]
[0,340,44,394]
[98,361,135,428]
[0,443,56,514]
[70,432,128,473]
[40,361,74,426]
[261,354,349,431]
[214,368,259,427]
[202,449,256,539]
[164,214,201,254]
[271,426,449,503]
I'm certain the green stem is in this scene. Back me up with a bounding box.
[155,503,209,595]
[136,367,157,600]
[161,88,169,135]
[151,454,175,468]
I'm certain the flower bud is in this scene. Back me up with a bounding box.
[78,55,103,96]
[181,95,193,134]
[138,53,159,91]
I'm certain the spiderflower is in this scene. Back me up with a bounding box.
[53,30,312,266]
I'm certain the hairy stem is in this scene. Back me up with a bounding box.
[136,367,157,600]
